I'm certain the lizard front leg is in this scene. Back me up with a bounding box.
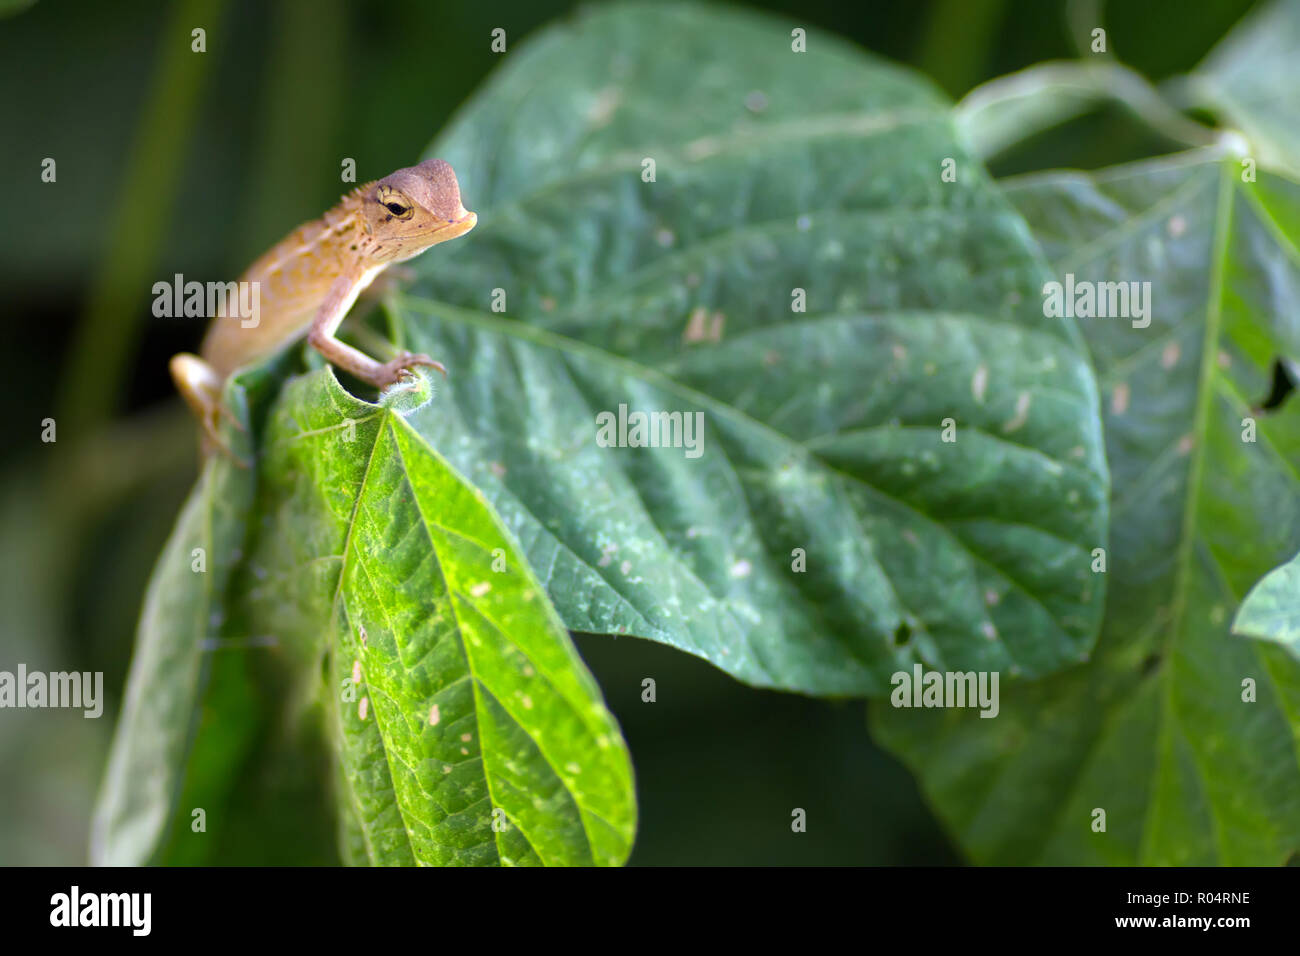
[307,264,445,388]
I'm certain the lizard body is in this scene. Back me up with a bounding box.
[169,158,476,456]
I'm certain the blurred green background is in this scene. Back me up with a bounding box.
[0,0,1261,865]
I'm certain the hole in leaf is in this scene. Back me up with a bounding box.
[1255,358,1295,413]
[1140,653,1161,679]
[892,621,912,647]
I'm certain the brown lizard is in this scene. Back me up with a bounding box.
[169,158,476,457]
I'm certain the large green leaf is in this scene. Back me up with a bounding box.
[394,0,1109,694]
[1234,549,1300,658]
[235,370,635,865]
[873,151,1300,864]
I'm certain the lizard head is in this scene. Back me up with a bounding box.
[362,158,477,262]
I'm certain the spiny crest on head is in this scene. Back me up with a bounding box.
[342,182,373,203]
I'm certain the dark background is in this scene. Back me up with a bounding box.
[0,0,1261,864]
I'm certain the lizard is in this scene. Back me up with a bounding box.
[169,157,477,458]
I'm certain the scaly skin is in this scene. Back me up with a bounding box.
[169,158,476,458]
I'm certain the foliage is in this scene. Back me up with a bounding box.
[7,0,1289,866]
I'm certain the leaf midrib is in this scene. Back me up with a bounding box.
[453,107,944,219]
[390,416,604,864]
[328,411,423,864]
[1140,159,1234,864]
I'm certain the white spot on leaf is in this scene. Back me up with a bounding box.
[971,364,988,403]
[1001,391,1031,433]
[587,85,621,126]
[1111,383,1130,415]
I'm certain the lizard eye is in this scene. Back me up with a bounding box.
[376,185,415,219]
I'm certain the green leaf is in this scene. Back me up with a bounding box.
[90,402,258,865]
[90,361,303,866]
[237,370,635,865]
[1234,549,1300,657]
[873,151,1300,864]
[395,0,1109,695]
[1188,0,1300,178]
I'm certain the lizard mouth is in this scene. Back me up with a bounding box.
[434,208,477,240]
[397,209,476,246]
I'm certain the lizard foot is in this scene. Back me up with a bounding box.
[375,351,447,388]
[171,352,252,466]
